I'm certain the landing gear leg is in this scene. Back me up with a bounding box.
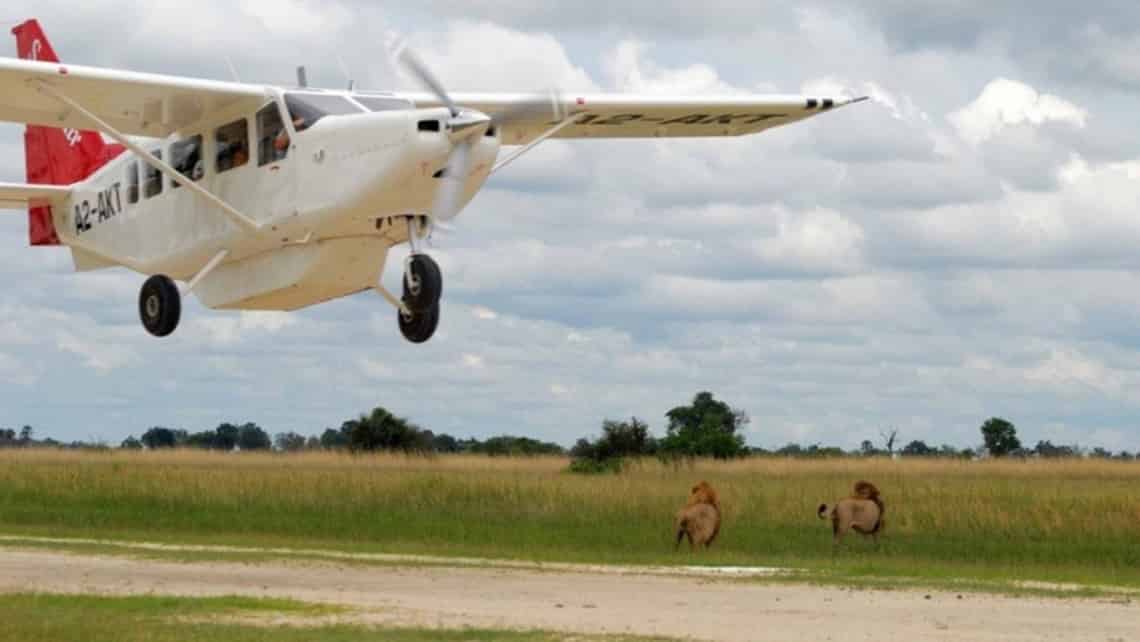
[138,274,181,337]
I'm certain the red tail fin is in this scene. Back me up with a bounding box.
[11,19,124,245]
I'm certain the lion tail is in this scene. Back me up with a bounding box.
[817,503,830,519]
[675,517,688,550]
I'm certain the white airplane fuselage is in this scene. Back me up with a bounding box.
[57,89,499,311]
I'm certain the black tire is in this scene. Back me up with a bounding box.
[402,254,442,313]
[138,274,181,337]
[398,301,440,344]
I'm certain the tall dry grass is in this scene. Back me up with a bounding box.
[1,449,1137,583]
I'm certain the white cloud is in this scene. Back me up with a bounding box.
[949,78,1088,146]
[55,331,138,373]
[605,40,739,94]
[408,21,598,92]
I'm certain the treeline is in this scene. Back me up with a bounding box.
[3,393,1137,463]
[112,407,563,456]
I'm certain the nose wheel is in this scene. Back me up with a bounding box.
[398,301,440,343]
[403,253,442,312]
[138,274,181,337]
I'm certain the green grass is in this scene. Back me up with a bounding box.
[0,593,673,642]
[1,449,1138,588]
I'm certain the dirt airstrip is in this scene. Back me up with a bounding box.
[0,547,1136,642]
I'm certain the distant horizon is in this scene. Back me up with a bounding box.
[4,417,1132,457]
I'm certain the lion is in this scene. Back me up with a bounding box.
[675,481,721,551]
[817,480,884,549]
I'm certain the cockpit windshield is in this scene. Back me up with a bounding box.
[283,93,365,132]
[351,94,414,112]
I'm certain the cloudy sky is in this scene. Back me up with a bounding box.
[2,1,1140,452]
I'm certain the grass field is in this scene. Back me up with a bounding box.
[1,449,1137,588]
[0,593,673,642]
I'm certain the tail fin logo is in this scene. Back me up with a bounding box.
[30,38,42,61]
[63,128,81,147]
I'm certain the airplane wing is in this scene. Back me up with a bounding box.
[401,92,868,145]
[0,57,266,138]
[0,181,70,209]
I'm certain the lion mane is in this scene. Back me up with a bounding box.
[675,480,721,551]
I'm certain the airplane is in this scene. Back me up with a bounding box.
[0,19,866,344]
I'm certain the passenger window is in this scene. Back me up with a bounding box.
[215,118,249,173]
[143,151,163,198]
[126,161,139,204]
[257,102,289,166]
[170,135,203,188]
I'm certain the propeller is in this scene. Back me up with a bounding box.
[388,37,572,223]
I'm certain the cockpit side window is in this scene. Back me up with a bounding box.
[284,93,364,132]
[257,102,288,166]
[143,150,163,198]
[126,161,139,205]
[170,135,203,188]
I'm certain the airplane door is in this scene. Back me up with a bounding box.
[254,100,297,220]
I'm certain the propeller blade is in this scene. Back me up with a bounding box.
[491,90,572,128]
[389,38,459,117]
[432,141,473,222]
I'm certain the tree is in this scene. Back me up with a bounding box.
[470,435,563,456]
[880,428,899,456]
[274,432,307,452]
[304,436,321,450]
[860,439,879,456]
[573,417,657,463]
[19,425,33,444]
[902,440,935,456]
[658,392,748,459]
[0,428,16,446]
[344,407,431,453]
[937,444,956,457]
[319,428,349,450]
[1034,440,1077,459]
[120,436,143,450]
[214,423,240,451]
[776,443,805,456]
[185,431,219,449]
[141,427,178,449]
[980,417,1020,457]
[431,433,461,453]
[237,423,271,451]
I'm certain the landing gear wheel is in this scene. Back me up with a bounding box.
[138,274,181,337]
[398,301,439,344]
[402,254,442,313]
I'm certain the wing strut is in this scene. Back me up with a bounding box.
[491,116,577,175]
[33,81,263,234]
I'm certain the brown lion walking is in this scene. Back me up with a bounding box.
[674,481,721,551]
[817,480,884,549]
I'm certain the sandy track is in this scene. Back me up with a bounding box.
[0,549,1135,642]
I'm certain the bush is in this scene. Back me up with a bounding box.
[567,457,626,475]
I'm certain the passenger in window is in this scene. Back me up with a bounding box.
[273,128,290,159]
[232,143,248,167]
